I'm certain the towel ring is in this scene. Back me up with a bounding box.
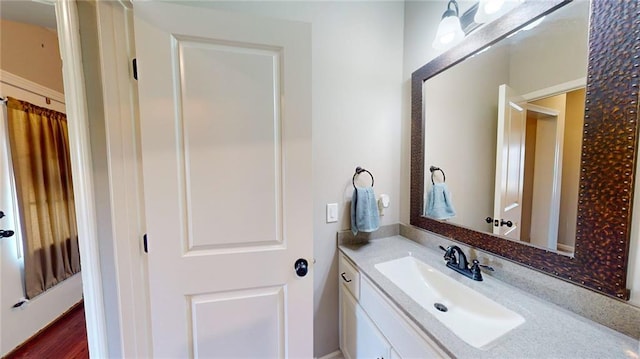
[353,166,374,189]
[430,166,446,185]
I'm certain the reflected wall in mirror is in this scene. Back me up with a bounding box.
[411,0,640,300]
[422,0,589,256]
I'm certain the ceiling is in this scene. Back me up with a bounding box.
[0,1,57,30]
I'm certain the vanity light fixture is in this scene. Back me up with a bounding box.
[474,0,506,24]
[434,0,528,51]
[432,0,465,50]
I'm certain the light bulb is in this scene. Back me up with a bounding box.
[483,0,505,15]
[474,0,508,24]
[432,16,465,50]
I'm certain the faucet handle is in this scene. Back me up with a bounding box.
[472,259,494,271]
[470,259,494,281]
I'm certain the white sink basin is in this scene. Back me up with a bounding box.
[375,256,525,349]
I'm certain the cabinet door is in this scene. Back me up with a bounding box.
[341,288,391,359]
[360,277,450,358]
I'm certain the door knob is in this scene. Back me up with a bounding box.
[500,219,513,227]
[0,230,15,238]
[294,258,308,277]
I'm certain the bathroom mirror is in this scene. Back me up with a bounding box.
[422,0,589,256]
[411,0,639,300]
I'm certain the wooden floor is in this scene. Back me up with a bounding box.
[4,302,89,359]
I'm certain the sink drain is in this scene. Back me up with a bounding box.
[434,303,448,312]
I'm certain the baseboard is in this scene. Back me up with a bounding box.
[316,349,343,359]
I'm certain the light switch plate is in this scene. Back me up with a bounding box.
[326,203,338,223]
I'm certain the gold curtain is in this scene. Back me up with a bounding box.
[5,97,80,299]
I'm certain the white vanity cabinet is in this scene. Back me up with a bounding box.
[339,253,390,359]
[341,287,391,359]
[339,253,450,359]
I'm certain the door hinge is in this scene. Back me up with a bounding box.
[132,58,138,80]
[143,233,148,253]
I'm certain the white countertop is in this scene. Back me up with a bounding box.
[339,235,639,359]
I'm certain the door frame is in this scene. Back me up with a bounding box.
[55,1,109,356]
[523,104,562,249]
[521,77,586,102]
[523,78,584,250]
[54,0,149,357]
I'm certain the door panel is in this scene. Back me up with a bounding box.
[133,3,312,357]
[175,37,283,252]
[190,286,285,358]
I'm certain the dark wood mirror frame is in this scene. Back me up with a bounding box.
[411,0,639,300]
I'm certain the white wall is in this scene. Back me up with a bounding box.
[171,2,405,356]
[401,0,640,308]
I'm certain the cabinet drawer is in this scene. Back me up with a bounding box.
[339,253,360,300]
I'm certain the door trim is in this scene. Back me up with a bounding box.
[55,0,109,356]
[89,1,152,356]
[521,77,586,102]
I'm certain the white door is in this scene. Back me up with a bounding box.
[133,3,312,358]
[493,84,526,240]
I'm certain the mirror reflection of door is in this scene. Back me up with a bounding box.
[493,84,525,240]
[493,83,585,254]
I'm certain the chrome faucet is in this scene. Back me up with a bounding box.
[439,245,494,281]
